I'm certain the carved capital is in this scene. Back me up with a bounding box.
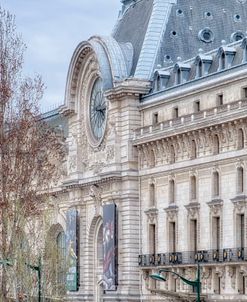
[144,207,159,224]
[164,204,179,221]
[185,202,200,219]
[207,199,223,216]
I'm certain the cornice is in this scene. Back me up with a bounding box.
[105,78,151,100]
[134,100,247,145]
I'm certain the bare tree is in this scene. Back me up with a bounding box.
[0,8,65,301]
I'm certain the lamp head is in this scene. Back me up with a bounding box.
[149,273,167,282]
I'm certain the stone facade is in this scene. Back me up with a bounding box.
[45,1,247,301]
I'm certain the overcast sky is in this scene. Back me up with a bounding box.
[1,0,120,111]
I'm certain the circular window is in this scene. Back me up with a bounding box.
[204,11,213,19]
[234,14,241,22]
[176,9,183,16]
[230,31,245,42]
[198,28,214,43]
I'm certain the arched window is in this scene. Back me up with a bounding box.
[191,140,197,159]
[213,171,220,197]
[169,179,175,204]
[56,231,66,287]
[190,176,197,201]
[213,134,220,155]
[149,183,156,207]
[237,167,244,194]
[238,128,245,150]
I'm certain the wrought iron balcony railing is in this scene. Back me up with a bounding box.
[138,247,246,267]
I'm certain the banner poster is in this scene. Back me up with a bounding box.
[66,208,79,291]
[103,203,118,291]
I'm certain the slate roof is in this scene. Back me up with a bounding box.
[113,0,247,79]
[113,0,154,75]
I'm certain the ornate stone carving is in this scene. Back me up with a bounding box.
[185,202,200,219]
[89,184,103,215]
[144,207,158,224]
[164,204,179,221]
[227,266,236,289]
[215,267,225,289]
[202,267,212,290]
[231,195,247,213]
[207,199,223,216]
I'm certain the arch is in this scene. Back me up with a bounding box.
[64,36,131,112]
[86,215,104,297]
[45,223,66,295]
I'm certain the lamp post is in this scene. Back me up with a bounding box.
[26,257,42,302]
[150,263,201,302]
[0,258,42,302]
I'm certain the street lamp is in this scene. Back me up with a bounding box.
[0,258,42,302]
[150,263,201,302]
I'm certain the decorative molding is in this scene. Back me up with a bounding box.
[231,195,247,213]
[227,266,236,289]
[207,199,223,216]
[164,204,179,221]
[185,202,200,219]
[144,207,159,224]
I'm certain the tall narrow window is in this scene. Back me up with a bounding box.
[169,179,175,204]
[217,94,223,106]
[57,231,66,286]
[221,53,226,70]
[191,140,197,159]
[153,112,159,125]
[198,60,203,78]
[149,183,155,207]
[177,68,181,84]
[213,134,220,155]
[190,175,197,200]
[237,214,245,249]
[170,145,175,163]
[190,219,198,252]
[213,171,220,197]
[237,167,244,194]
[149,149,155,168]
[169,222,176,253]
[212,217,220,250]
[149,224,156,255]
[194,100,201,113]
[238,128,244,150]
[173,107,179,119]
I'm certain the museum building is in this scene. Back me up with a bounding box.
[46,0,247,301]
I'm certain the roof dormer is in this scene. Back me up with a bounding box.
[240,37,247,63]
[217,40,236,71]
[173,58,191,84]
[194,49,213,78]
[153,68,170,92]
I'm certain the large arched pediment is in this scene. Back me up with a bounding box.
[64,35,133,112]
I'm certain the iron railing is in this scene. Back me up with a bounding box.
[138,247,246,267]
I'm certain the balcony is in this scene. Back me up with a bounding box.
[134,99,247,143]
[138,247,246,267]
